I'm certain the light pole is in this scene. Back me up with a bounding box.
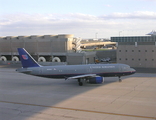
[95,32,98,39]
[119,31,122,36]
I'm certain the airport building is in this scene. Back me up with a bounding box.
[0,34,96,65]
[111,31,156,68]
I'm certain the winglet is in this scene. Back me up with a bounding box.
[18,48,41,68]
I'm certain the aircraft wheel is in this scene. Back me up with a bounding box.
[118,76,122,82]
[79,82,83,86]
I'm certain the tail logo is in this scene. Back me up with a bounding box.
[22,55,28,60]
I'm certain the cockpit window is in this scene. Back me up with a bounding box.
[123,65,130,70]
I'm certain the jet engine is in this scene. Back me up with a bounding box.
[88,76,104,84]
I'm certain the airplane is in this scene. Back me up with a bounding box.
[16,48,136,86]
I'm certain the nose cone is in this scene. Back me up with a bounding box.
[130,68,136,74]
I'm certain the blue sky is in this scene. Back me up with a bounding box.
[0,0,156,38]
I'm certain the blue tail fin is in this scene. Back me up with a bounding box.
[18,48,41,68]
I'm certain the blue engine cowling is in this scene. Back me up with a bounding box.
[88,76,104,84]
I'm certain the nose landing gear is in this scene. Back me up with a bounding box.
[118,76,122,82]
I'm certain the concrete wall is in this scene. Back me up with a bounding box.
[0,34,99,65]
[67,52,96,65]
[117,44,156,68]
[0,34,75,55]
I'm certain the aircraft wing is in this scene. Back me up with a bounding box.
[66,74,96,80]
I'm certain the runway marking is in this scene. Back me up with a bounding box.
[0,100,156,119]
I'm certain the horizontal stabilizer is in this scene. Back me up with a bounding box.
[16,68,32,74]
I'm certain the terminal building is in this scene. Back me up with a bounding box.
[0,34,96,65]
[111,31,156,68]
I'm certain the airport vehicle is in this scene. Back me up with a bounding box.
[16,48,136,86]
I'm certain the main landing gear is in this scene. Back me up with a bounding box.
[78,79,83,86]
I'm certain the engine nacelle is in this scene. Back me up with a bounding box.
[88,76,104,84]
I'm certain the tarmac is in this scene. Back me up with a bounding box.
[0,66,156,120]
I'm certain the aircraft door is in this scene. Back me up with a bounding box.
[87,66,93,74]
[119,65,122,72]
[39,68,42,75]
